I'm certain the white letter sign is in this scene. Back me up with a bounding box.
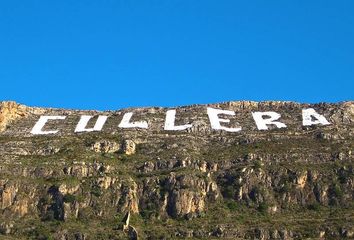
[302,108,330,126]
[207,107,242,132]
[30,116,66,135]
[75,115,108,132]
[252,112,287,130]
[118,112,148,129]
[164,110,192,131]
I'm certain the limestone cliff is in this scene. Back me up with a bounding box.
[0,101,27,131]
[0,101,353,240]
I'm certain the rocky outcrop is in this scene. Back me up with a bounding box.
[0,101,45,132]
[0,181,18,209]
[122,140,136,155]
[0,102,27,131]
[165,173,220,218]
[0,101,353,239]
[90,140,120,153]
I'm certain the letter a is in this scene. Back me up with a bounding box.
[302,108,330,126]
[75,115,108,132]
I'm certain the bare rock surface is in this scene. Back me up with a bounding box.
[0,101,353,239]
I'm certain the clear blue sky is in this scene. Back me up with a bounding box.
[0,1,353,110]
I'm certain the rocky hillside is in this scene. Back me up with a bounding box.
[0,100,353,240]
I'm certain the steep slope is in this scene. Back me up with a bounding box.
[0,101,353,240]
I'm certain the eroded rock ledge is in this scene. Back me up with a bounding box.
[0,100,353,239]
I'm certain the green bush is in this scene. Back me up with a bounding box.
[78,207,94,223]
[307,202,321,211]
[257,202,269,214]
[226,201,239,211]
[90,185,102,197]
[254,160,262,170]
[31,225,54,240]
[63,194,76,203]
[333,185,343,199]
[222,186,235,199]
[42,210,55,222]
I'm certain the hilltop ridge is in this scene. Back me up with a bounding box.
[0,101,353,239]
[1,100,353,136]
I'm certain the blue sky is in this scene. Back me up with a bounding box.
[0,1,353,110]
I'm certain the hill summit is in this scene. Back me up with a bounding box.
[0,101,353,239]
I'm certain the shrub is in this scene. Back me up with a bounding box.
[254,160,262,170]
[63,194,76,203]
[333,185,343,199]
[222,186,235,199]
[42,210,55,222]
[226,201,239,211]
[90,185,102,197]
[307,202,321,211]
[257,202,269,214]
[31,225,53,240]
[279,182,291,194]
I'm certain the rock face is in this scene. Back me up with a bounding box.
[0,101,27,131]
[122,140,136,155]
[0,100,353,239]
[91,140,121,153]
